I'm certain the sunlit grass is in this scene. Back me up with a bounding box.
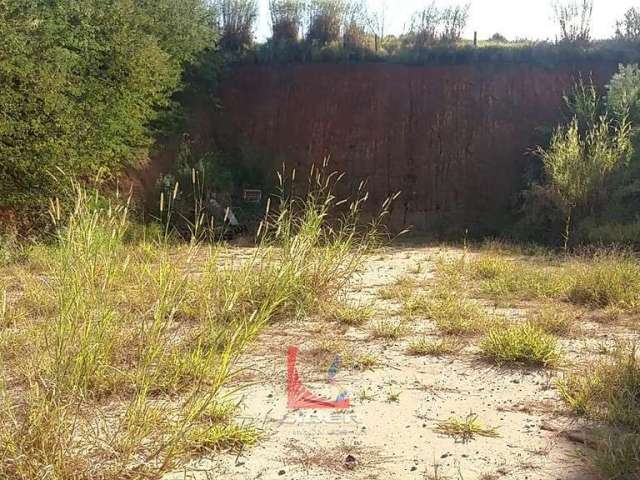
[481,323,561,367]
[329,303,374,326]
[557,344,640,478]
[405,292,496,336]
[435,413,499,442]
[370,319,410,339]
[408,337,464,356]
[0,164,391,479]
[566,254,640,309]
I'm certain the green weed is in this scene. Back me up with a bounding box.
[435,413,500,442]
[408,337,464,356]
[481,323,561,367]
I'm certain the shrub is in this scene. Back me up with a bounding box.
[481,323,561,366]
[536,109,632,249]
[577,220,640,247]
[439,4,470,43]
[343,1,372,51]
[0,0,215,213]
[607,63,640,130]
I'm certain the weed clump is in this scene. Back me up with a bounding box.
[566,254,640,309]
[329,303,374,326]
[0,164,391,479]
[481,323,561,367]
[529,307,576,336]
[558,345,640,478]
[435,413,499,442]
[371,319,410,339]
[406,292,495,336]
[408,337,464,356]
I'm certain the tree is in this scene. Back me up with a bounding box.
[405,2,470,50]
[408,3,441,50]
[551,0,593,44]
[343,1,371,50]
[440,4,470,43]
[0,0,216,213]
[215,0,258,51]
[269,0,305,44]
[537,113,632,250]
[607,64,640,128]
[490,32,508,43]
[365,0,388,52]
[616,7,640,42]
[307,0,348,46]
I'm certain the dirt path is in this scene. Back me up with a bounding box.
[167,246,601,480]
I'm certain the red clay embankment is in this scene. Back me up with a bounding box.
[148,62,618,233]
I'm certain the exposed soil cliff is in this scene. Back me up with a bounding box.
[156,62,618,233]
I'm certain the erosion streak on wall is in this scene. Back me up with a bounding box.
[213,62,615,232]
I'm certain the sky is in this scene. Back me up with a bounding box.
[254,0,639,42]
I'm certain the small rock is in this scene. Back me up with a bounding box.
[410,466,418,472]
[278,470,286,476]
[344,454,358,470]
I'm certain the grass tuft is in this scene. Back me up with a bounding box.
[435,413,499,442]
[408,337,464,356]
[329,303,374,326]
[370,319,410,340]
[187,423,260,453]
[529,307,576,336]
[557,344,640,478]
[567,254,640,309]
[406,292,495,336]
[480,323,561,367]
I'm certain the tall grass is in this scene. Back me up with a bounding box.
[558,345,640,478]
[0,165,389,479]
[445,250,640,311]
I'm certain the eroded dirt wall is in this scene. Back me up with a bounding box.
[207,62,616,233]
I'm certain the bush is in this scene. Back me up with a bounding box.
[0,0,215,213]
[552,0,593,45]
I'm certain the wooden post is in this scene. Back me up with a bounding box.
[474,31,478,47]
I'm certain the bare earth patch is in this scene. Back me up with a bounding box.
[164,245,640,480]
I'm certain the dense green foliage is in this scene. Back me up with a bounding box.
[518,64,640,247]
[0,0,215,212]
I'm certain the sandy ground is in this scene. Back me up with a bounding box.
[164,245,620,480]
